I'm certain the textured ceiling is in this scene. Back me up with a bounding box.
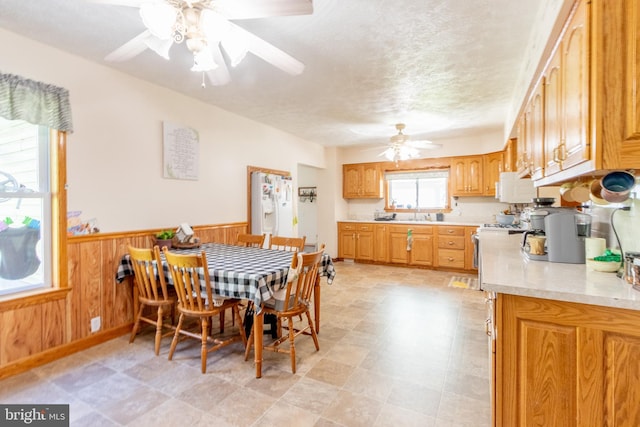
[0,0,542,147]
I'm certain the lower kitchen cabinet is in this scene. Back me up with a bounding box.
[494,293,640,426]
[337,222,373,261]
[374,224,389,262]
[389,226,410,264]
[409,228,434,266]
[388,225,433,266]
[435,226,465,269]
[338,221,475,271]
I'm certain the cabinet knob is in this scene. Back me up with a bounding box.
[448,241,454,245]
[448,257,454,261]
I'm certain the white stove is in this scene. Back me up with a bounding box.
[479,223,528,233]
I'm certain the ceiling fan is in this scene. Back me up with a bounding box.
[93,0,313,86]
[380,123,442,162]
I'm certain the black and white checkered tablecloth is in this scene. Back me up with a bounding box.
[115,243,335,309]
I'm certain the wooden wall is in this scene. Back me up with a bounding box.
[0,222,247,379]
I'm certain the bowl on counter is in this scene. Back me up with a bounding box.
[586,258,621,272]
[496,213,515,225]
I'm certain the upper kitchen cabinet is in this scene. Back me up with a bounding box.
[503,138,516,172]
[516,76,545,180]
[529,0,640,185]
[483,151,504,196]
[595,0,640,170]
[451,155,483,196]
[516,113,531,177]
[343,163,383,199]
[527,78,546,181]
[544,0,590,179]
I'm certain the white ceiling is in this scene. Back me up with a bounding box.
[0,0,543,148]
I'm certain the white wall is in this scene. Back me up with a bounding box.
[0,29,336,248]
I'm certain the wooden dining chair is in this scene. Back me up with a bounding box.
[269,235,306,252]
[127,245,177,355]
[244,244,324,374]
[237,233,266,248]
[163,247,247,374]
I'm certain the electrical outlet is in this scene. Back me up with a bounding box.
[90,316,101,333]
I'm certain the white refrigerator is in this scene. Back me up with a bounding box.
[251,172,294,240]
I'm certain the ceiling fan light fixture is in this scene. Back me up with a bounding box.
[139,2,177,40]
[191,46,217,72]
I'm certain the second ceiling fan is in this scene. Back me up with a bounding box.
[380,123,442,162]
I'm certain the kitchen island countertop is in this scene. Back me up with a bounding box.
[480,232,640,310]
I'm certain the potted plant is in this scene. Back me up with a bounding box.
[155,229,175,250]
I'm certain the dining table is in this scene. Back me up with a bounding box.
[115,242,335,378]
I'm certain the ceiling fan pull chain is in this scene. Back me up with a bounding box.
[201,72,206,88]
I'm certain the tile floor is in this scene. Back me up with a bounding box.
[0,262,490,426]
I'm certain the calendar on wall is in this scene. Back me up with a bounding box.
[163,121,199,180]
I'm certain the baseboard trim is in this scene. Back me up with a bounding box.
[0,324,131,381]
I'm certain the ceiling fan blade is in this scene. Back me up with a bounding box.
[105,30,152,61]
[227,22,304,75]
[88,0,145,7]
[204,46,232,86]
[406,140,442,149]
[215,0,313,19]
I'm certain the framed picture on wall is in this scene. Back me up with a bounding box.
[163,121,199,180]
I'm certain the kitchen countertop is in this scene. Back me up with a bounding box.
[339,219,483,227]
[480,232,640,310]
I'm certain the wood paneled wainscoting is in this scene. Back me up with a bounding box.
[0,222,248,380]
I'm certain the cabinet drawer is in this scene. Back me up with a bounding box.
[357,224,373,232]
[438,236,465,250]
[437,226,464,236]
[339,223,356,231]
[389,225,433,234]
[438,249,465,269]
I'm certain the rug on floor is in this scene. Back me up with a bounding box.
[448,275,480,290]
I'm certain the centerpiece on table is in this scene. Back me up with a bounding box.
[154,229,175,250]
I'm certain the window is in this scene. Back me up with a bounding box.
[386,169,449,211]
[0,117,51,295]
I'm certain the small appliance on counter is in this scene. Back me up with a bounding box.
[522,208,591,264]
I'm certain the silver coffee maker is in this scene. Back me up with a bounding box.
[545,211,591,263]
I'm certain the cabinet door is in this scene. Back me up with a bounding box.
[451,158,468,195]
[337,223,356,259]
[467,157,483,195]
[496,293,640,426]
[343,165,361,198]
[389,232,409,264]
[362,164,382,197]
[410,233,433,266]
[544,47,563,177]
[356,226,374,261]
[503,138,516,172]
[516,113,530,177]
[452,156,484,196]
[528,78,545,180]
[374,224,389,262]
[561,0,590,170]
[483,152,503,196]
[498,295,579,426]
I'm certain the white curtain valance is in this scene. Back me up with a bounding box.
[385,170,449,180]
[0,72,73,132]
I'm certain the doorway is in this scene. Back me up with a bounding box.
[297,164,319,251]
